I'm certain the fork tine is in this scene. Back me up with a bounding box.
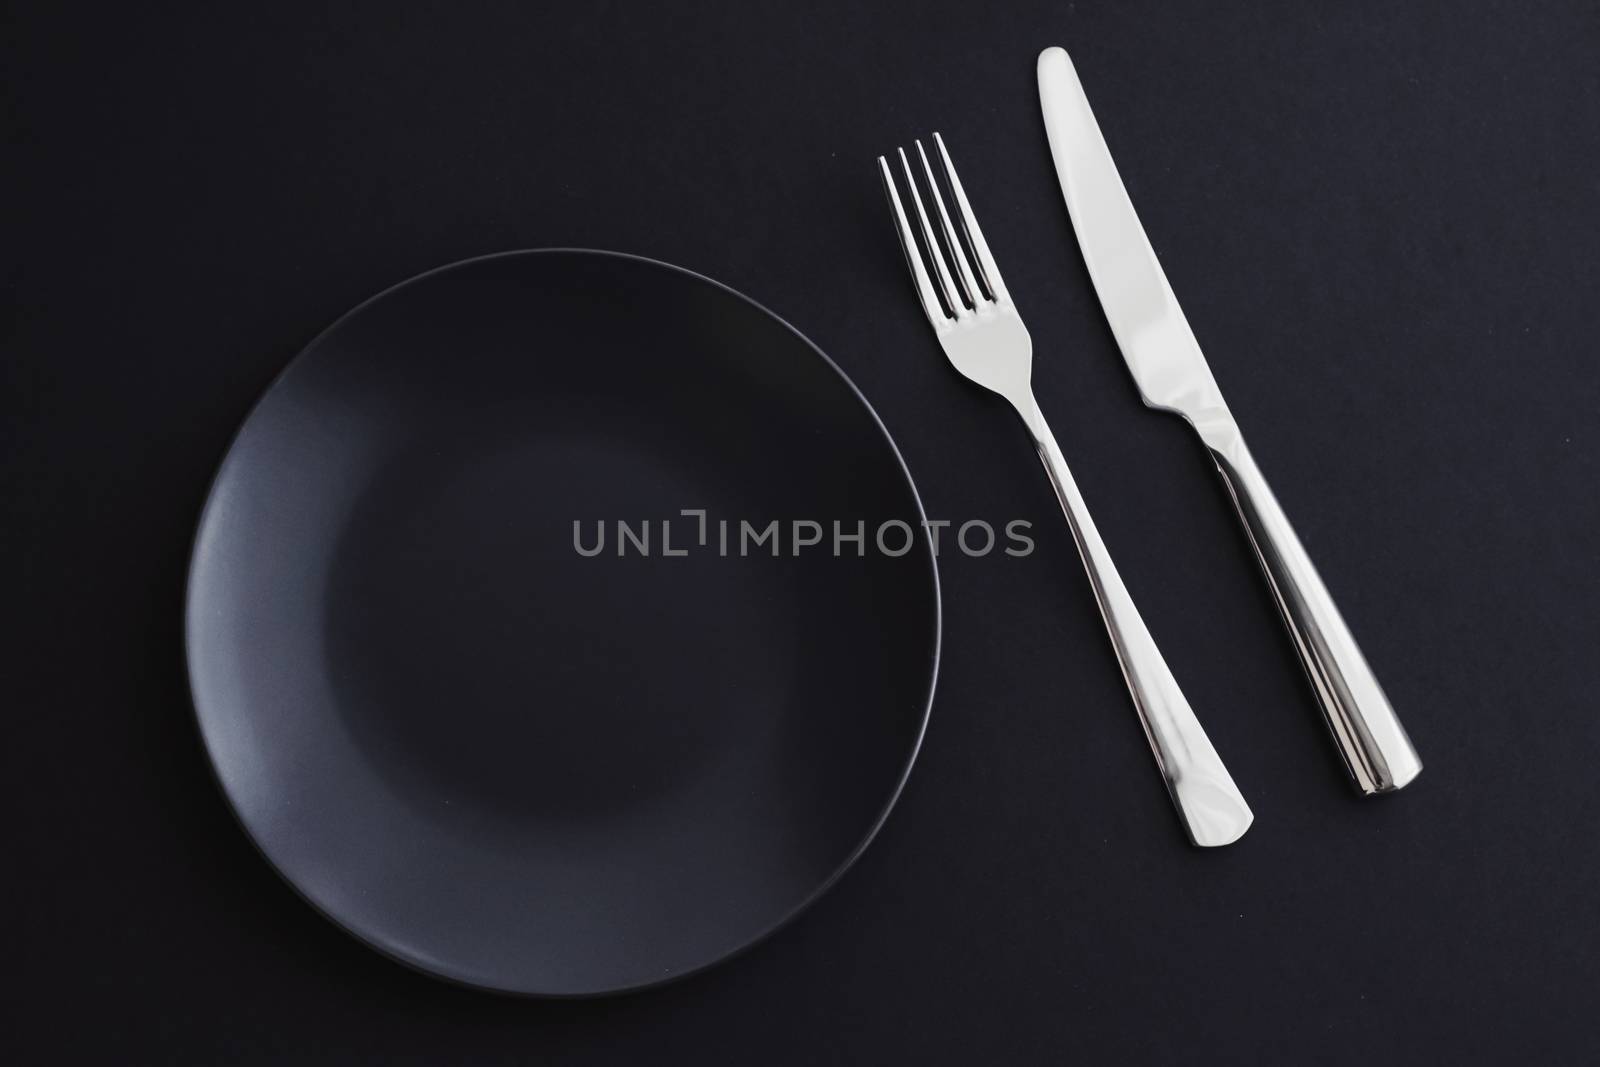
[933,132,1008,304]
[877,155,947,327]
[916,139,981,309]
[897,147,967,320]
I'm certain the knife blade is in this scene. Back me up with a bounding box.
[1037,45,1422,794]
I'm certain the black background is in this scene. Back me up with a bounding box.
[6,1,1598,1062]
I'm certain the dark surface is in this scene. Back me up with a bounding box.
[184,249,938,996]
[5,0,1597,1061]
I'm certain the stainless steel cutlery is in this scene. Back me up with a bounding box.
[879,134,1253,847]
[1037,46,1420,794]
[875,47,1423,842]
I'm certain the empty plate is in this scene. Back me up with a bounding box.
[185,249,940,996]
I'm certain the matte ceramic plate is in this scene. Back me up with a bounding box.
[185,249,940,996]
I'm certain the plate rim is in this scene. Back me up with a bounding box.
[182,246,942,997]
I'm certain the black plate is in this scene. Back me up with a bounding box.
[185,250,940,996]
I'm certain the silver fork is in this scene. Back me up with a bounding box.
[879,134,1252,846]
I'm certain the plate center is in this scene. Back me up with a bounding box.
[321,431,793,824]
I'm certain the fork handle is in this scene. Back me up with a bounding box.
[1024,404,1252,846]
[1201,425,1422,794]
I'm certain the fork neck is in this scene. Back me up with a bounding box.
[1011,392,1051,445]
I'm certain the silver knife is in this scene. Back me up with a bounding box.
[1037,46,1421,794]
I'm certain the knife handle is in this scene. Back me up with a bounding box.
[1203,428,1421,793]
[1026,405,1252,846]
